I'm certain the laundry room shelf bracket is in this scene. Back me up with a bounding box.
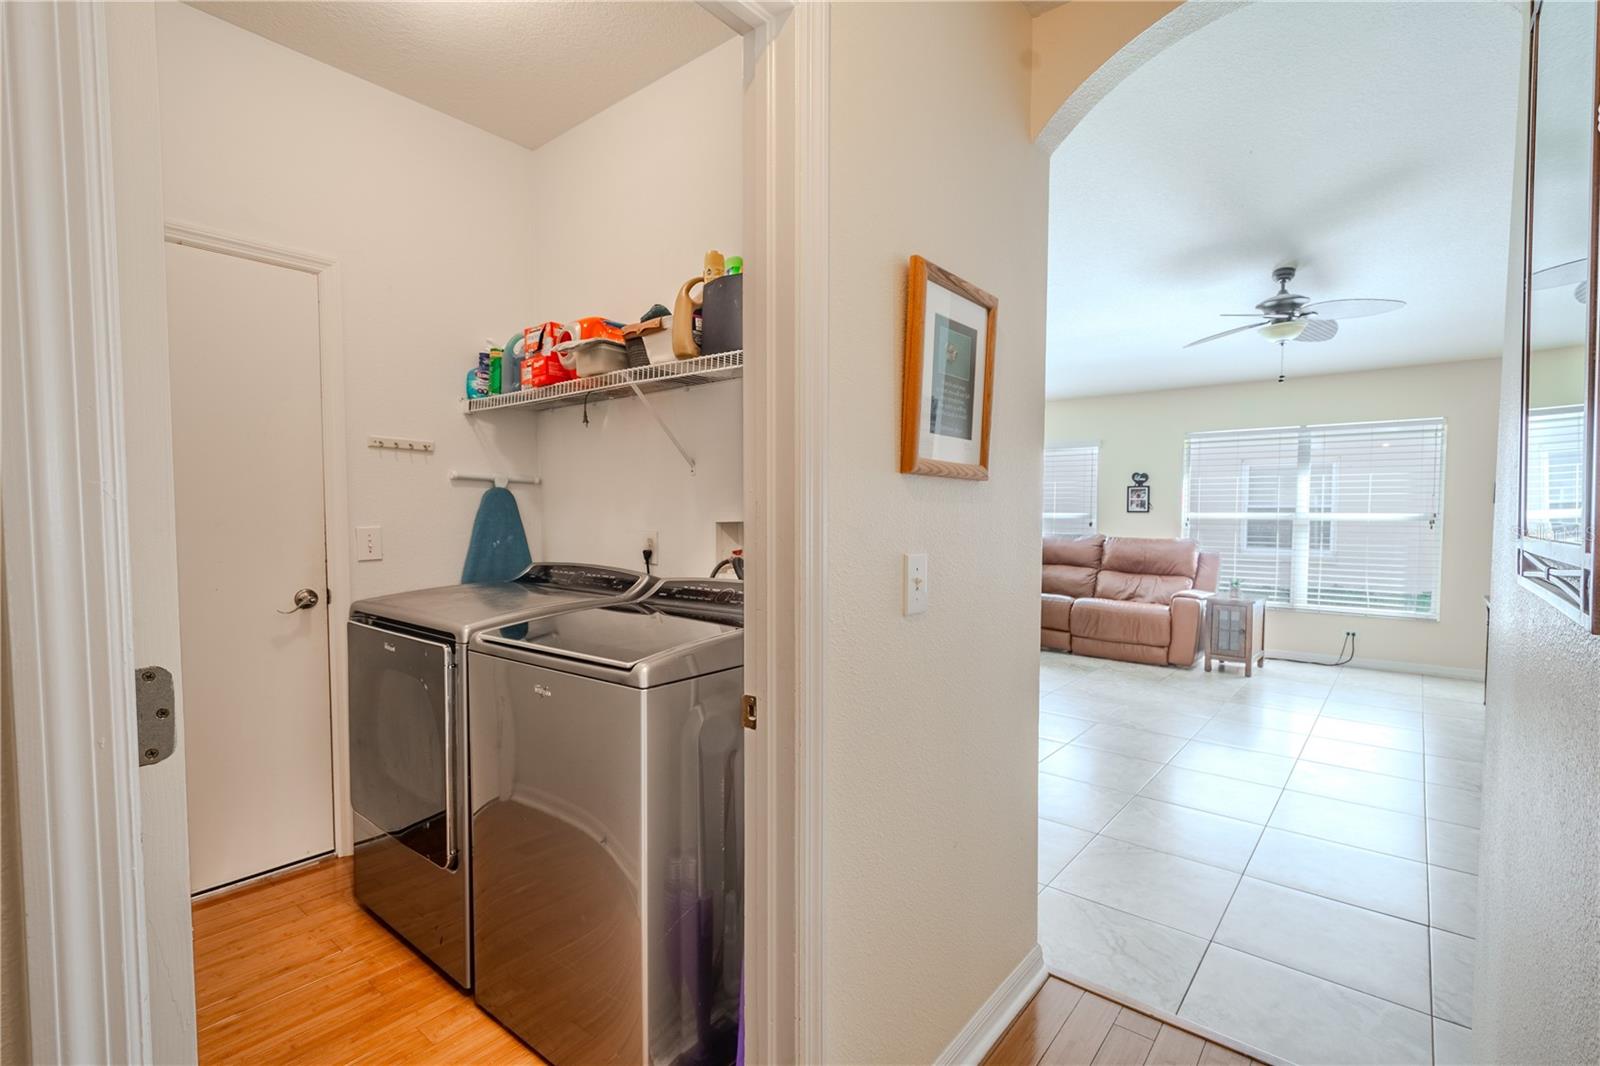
[627,380,696,474]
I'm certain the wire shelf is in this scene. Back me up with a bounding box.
[463,350,743,414]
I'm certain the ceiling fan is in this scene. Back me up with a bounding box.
[1184,266,1406,350]
[1532,257,1589,304]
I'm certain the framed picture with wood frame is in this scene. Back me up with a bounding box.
[900,255,998,480]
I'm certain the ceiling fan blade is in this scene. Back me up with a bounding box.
[1293,317,1338,343]
[1533,257,1587,289]
[1183,321,1268,348]
[1300,298,1405,320]
[1219,313,1272,317]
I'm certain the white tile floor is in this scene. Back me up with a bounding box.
[1037,650,1485,1066]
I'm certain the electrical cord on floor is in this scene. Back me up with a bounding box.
[1265,632,1356,668]
[1336,632,1356,666]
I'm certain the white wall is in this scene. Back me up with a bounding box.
[825,4,1049,1061]
[1045,358,1500,673]
[157,2,541,600]
[155,8,743,596]
[525,39,742,324]
[521,381,743,579]
[522,39,743,579]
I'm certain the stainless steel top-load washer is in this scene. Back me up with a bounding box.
[346,563,654,988]
[467,580,744,1065]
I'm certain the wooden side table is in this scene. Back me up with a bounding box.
[1205,596,1266,676]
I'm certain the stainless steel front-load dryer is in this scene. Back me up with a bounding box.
[345,563,654,988]
[468,580,744,1065]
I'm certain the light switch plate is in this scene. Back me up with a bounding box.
[356,525,383,561]
[903,553,928,616]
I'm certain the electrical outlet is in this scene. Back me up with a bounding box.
[903,552,928,616]
[356,526,383,561]
[641,530,658,554]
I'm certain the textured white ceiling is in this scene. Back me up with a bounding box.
[1046,1,1523,398]
[189,2,734,151]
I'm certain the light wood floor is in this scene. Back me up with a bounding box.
[192,856,541,1064]
[984,977,1268,1066]
[196,860,1252,1065]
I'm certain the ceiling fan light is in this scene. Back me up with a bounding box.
[1259,319,1307,343]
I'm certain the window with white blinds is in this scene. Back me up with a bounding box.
[1043,443,1099,536]
[1181,418,1446,619]
[1526,405,1585,542]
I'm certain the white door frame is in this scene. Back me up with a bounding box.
[162,221,356,860]
[4,2,829,1062]
[2,3,153,1061]
[727,3,830,1062]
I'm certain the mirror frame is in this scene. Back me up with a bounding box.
[1517,0,1600,632]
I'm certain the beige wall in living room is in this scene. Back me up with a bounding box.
[1044,357,1500,674]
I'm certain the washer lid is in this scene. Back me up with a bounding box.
[480,602,741,672]
[348,563,651,641]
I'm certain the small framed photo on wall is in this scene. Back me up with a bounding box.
[1126,473,1150,513]
[900,255,998,480]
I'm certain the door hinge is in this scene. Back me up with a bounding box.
[742,693,758,730]
[135,665,176,766]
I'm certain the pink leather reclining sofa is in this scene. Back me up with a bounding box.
[1041,534,1219,667]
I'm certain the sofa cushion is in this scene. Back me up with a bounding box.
[1041,594,1074,632]
[1043,535,1102,598]
[1071,636,1168,666]
[1102,537,1200,578]
[1044,533,1104,567]
[1095,536,1200,604]
[1070,598,1171,647]
[1044,566,1097,598]
[1094,570,1194,605]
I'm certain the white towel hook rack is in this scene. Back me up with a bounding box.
[449,469,542,489]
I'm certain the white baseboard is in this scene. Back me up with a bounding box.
[935,943,1047,1066]
[1264,648,1484,681]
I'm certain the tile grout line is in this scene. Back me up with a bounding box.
[1049,752,1473,863]
[1043,676,1479,864]
[1039,883,1431,1020]
[1041,660,1251,937]
[1170,659,1340,1021]
[1054,664,1275,883]
[1423,717,1437,1066]
[1047,783,1475,927]
[1040,653,1482,1062]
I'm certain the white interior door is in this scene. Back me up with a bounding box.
[166,241,335,893]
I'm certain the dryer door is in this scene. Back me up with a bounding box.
[348,621,456,869]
